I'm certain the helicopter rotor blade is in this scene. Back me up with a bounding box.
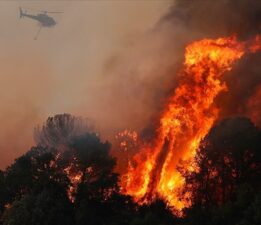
[40,11,63,14]
[21,8,63,14]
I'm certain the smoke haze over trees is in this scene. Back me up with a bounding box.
[1,0,261,168]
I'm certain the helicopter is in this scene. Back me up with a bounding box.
[19,7,63,40]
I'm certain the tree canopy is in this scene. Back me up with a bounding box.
[182,117,261,225]
[0,115,260,225]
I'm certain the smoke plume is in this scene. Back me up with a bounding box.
[102,0,261,139]
[1,0,261,169]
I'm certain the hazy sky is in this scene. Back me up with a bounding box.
[0,1,173,168]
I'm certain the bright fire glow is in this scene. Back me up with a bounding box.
[120,35,261,213]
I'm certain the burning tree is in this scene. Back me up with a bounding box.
[1,114,136,225]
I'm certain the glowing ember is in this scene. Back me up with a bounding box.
[115,129,138,152]
[120,35,261,213]
[64,160,83,202]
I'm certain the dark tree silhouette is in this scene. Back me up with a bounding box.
[2,189,73,225]
[70,133,135,225]
[4,146,70,202]
[1,114,139,225]
[182,117,261,225]
[0,170,8,213]
[1,146,73,225]
[184,117,261,207]
[130,200,177,225]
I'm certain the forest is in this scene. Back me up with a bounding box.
[0,114,260,225]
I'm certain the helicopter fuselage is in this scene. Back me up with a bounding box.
[23,13,56,27]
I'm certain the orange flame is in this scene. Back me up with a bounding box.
[120,35,261,213]
[64,161,83,202]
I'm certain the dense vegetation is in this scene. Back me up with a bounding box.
[0,114,260,225]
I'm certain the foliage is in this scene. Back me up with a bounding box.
[182,117,261,225]
[0,115,260,225]
[2,189,73,225]
[184,117,261,206]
